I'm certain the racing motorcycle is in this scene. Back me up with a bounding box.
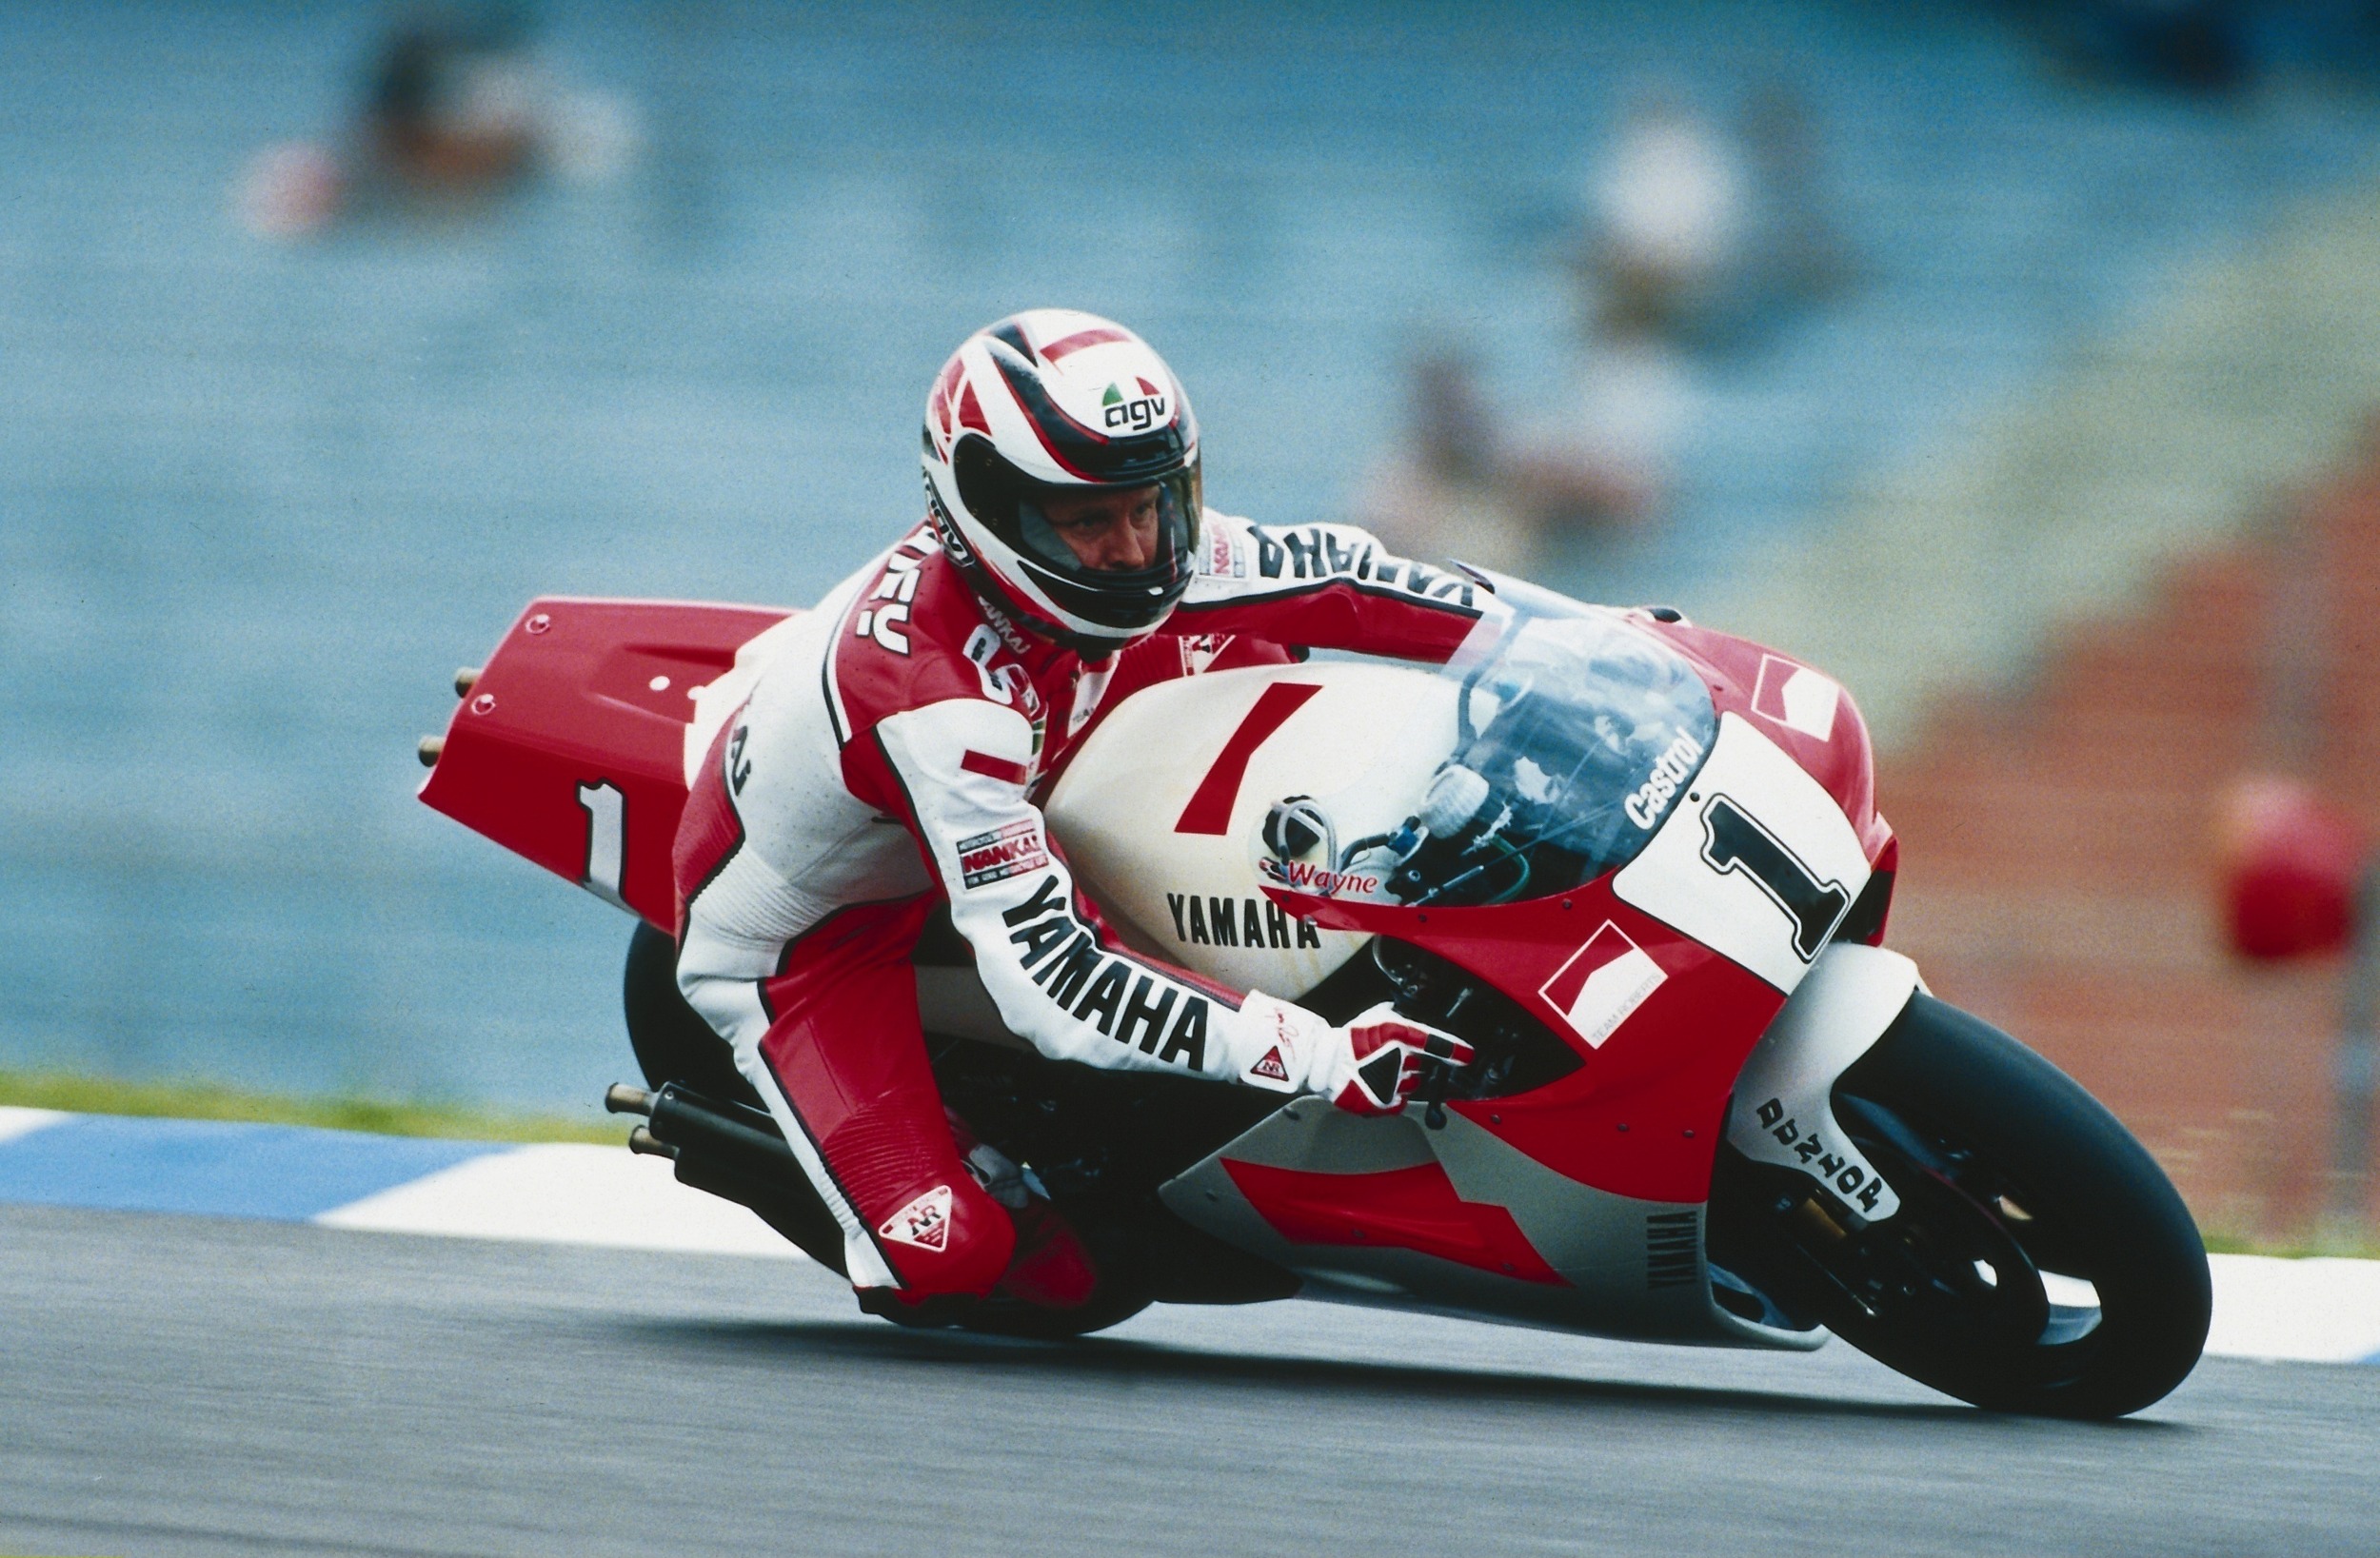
[417,571,2211,1418]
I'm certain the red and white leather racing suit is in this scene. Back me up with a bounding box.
[672,512,1489,1299]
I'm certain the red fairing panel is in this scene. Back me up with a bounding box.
[419,597,789,928]
[1221,1159,1566,1284]
[1273,879,1786,1205]
[1643,619,1894,861]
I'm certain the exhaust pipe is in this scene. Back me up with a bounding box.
[418,668,485,767]
[648,1083,802,1183]
[615,1081,846,1273]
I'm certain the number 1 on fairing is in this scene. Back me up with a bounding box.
[578,780,627,908]
[1700,794,1850,961]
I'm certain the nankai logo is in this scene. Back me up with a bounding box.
[956,819,1049,890]
[1101,379,1168,432]
[1257,857,1382,899]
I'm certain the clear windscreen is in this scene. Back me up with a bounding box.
[1259,579,1717,908]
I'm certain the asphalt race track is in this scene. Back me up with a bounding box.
[3,1204,2374,1557]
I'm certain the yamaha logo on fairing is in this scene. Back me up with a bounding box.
[1624,731,1706,830]
[1166,891,1324,950]
[1101,382,1167,432]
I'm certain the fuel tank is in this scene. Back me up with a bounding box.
[1042,660,1453,999]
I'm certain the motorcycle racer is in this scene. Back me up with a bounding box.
[673,309,1486,1313]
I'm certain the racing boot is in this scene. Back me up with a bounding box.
[861,1113,1118,1332]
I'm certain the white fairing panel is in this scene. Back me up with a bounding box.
[1611,712,1871,994]
[1044,661,1448,997]
[1725,943,1920,1220]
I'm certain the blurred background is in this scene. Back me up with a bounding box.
[10,0,2380,1237]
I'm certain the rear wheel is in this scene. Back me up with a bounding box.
[1711,993,2211,1418]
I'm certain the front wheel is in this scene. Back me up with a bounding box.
[1710,993,2211,1418]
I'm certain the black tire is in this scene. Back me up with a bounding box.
[622,919,765,1111]
[1715,993,2211,1418]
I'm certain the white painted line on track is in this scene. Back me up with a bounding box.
[314,1142,806,1260]
[2206,1253,2380,1363]
[0,1106,68,1144]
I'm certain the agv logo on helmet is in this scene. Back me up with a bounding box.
[1101,380,1170,433]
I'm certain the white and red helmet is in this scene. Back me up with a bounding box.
[921,309,1201,651]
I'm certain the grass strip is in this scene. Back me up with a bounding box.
[0,1069,619,1146]
[2202,1228,2380,1262]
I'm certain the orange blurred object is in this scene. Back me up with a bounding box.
[2216,776,2369,962]
[235,142,346,239]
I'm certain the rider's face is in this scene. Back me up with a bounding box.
[1038,484,1162,572]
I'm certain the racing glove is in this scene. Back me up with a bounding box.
[1235,993,1475,1115]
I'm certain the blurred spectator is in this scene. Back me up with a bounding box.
[1583,91,1747,342]
[236,8,637,239]
[1409,351,1497,489]
[2017,0,2252,93]
[1576,84,1849,348]
[1357,346,1650,575]
[1556,329,1685,518]
[2009,0,2380,92]
[365,13,545,193]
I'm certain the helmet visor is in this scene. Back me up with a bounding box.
[1016,476,1194,578]
[954,433,1202,636]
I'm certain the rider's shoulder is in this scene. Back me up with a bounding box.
[823,528,1019,737]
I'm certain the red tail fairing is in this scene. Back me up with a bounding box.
[419,597,789,928]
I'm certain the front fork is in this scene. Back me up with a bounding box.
[1725,944,1924,1225]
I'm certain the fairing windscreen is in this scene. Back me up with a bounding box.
[1259,586,1716,908]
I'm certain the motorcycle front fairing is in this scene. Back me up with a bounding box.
[1145,585,1903,1343]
